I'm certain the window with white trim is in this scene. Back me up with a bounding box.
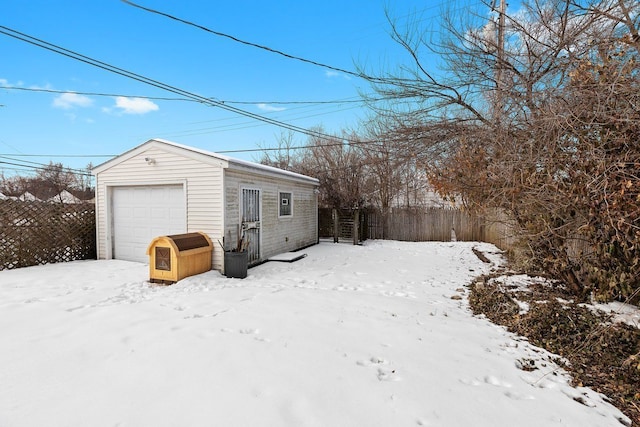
[279,192,292,217]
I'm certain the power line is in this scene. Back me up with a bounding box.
[0,153,113,158]
[2,84,372,142]
[226,98,374,106]
[0,25,395,151]
[2,84,377,138]
[181,95,372,126]
[0,155,93,176]
[123,0,462,80]
[0,160,44,171]
[217,136,394,155]
[157,104,363,139]
[121,0,465,90]
[0,162,93,177]
[0,86,192,102]
[0,166,37,175]
[0,85,380,106]
[0,137,25,155]
[122,0,377,82]
[0,25,371,146]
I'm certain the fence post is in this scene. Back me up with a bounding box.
[383,207,390,240]
[361,209,368,241]
[353,209,359,245]
[332,209,339,243]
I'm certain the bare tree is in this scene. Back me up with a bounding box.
[365,0,640,299]
[256,131,303,171]
[358,119,405,210]
[33,162,82,201]
[259,128,367,209]
[1,162,94,202]
[301,130,366,209]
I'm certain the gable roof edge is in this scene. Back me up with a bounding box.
[92,139,228,174]
[92,139,319,186]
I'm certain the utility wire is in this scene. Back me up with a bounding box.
[158,104,362,139]
[226,98,374,106]
[0,25,398,150]
[0,155,92,175]
[0,25,374,147]
[2,84,372,140]
[0,166,37,175]
[0,161,92,177]
[121,0,445,89]
[122,0,376,82]
[0,86,193,102]
[0,153,113,158]
[0,85,379,105]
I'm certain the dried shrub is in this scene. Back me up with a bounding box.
[469,278,640,425]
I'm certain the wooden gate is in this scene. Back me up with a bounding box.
[317,208,367,244]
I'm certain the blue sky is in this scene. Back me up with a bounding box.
[1,0,479,176]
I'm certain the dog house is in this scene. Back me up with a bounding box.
[147,232,213,284]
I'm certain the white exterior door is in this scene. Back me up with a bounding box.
[111,185,186,263]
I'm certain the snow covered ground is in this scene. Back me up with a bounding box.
[0,240,631,427]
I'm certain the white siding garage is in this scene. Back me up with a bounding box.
[93,139,318,273]
[111,185,186,263]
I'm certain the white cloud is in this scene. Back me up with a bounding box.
[53,92,93,109]
[114,96,159,114]
[30,83,53,90]
[325,70,351,80]
[0,78,24,87]
[257,103,286,112]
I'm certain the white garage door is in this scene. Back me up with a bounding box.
[111,185,186,263]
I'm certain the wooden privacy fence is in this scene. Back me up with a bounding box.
[319,207,516,249]
[319,207,593,269]
[0,200,96,270]
[367,207,485,242]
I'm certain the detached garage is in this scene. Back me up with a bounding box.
[93,138,319,274]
